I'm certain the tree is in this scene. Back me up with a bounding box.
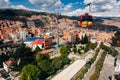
[21,64,41,80]
[112,49,118,57]
[21,25,27,28]
[73,44,76,48]
[38,60,54,75]
[12,44,36,71]
[35,53,50,63]
[62,56,71,65]
[77,49,81,54]
[100,44,118,57]
[0,54,9,68]
[73,47,77,54]
[112,31,120,47]
[35,53,54,75]
[81,34,89,44]
[86,43,97,50]
[60,46,68,55]
[34,46,42,53]
[84,46,89,53]
[52,57,62,70]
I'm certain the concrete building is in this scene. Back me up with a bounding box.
[27,21,35,28]
[18,31,28,41]
[114,55,120,78]
[90,36,97,43]
[46,31,53,37]
[70,32,76,43]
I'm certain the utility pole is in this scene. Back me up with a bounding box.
[86,0,99,13]
[55,12,59,54]
[47,0,59,54]
[53,0,59,54]
[87,2,92,13]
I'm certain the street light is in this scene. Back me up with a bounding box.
[55,12,59,54]
[46,0,59,54]
[86,0,99,13]
[52,0,59,54]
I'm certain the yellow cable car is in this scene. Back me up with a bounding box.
[80,13,94,28]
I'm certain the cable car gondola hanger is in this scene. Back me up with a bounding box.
[80,0,99,28]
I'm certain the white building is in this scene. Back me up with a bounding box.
[46,32,53,37]
[115,56,120,73]
[90,36,97,43]
[70,32,76,43]
[18,31,28,41]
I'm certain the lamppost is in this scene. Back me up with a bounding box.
[53,0,59,54]
[46,0,59,54]
[55,12,59,54]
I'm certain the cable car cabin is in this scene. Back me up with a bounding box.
[80,13,94,28]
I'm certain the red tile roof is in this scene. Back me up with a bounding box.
[40,49,53,54]
[31,39,43,45]
[5,60,13,66]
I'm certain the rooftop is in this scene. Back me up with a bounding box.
[40,49,53,54]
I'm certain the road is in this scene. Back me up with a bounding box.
[51,43,101,80]
[51,60,86,80]
[98,54,114,80]
[51,53,93,80]
[83,49,104,80]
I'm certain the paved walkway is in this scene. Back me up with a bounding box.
[51,60,86,80]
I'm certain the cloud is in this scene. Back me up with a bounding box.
[64,0,120,17]
[10,5,48,12]
[64,9,82,16]
[63,2,81,11]
[0,0,10,8]
[63,7,89,16]
[63,3,72,11]
[84,0,94,4]
[11,5,27,9]
[29,0,63,9]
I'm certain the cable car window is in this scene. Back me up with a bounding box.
[81,16,93,22]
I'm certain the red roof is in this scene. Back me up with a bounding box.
[5,60,13,66]
[40,49,53,54]
[31,39,43,45]
[117,47,120,50]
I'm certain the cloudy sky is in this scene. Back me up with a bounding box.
[0,0,120,17]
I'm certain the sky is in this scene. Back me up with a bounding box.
[0,0,120,17]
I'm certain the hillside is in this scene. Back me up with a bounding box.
[0,9,119,31]
[102,19,120,28]
[0,9,69,21]
[0,9,79,29]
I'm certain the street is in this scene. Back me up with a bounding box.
[51,60,86,80]
[83,49,104,80]
[51,52,93,80]
[98,54,114,80]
